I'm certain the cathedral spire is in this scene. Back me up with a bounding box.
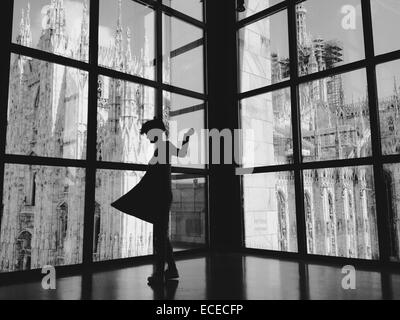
[143,35,151,79]
[18,4,32,47]
[79,0,89,61]
[125,27,133,73]
[335,113,343,159]
[51,0,66,35]
[296,3,307,47]
[117,0,123,31]
[115,0,124,71]
[18,8,25,44]
[393,76,399,98]
[314,103,322,160]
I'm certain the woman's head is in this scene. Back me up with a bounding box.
[140,119,167,143]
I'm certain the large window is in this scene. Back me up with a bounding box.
[239,0,400,261]
[0,0,207,273]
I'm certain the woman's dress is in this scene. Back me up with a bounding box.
[110,148,172,224]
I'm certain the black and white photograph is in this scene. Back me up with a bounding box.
[0,0,399,311]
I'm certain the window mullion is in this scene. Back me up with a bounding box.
[156,1,163,119]
[361,0,391,263]
[82,0,100,267]
[288,0,307,256]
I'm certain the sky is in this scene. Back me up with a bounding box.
[271,0,400,101]
[13,0,85,47]
[12,0,400,102]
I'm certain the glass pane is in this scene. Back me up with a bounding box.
[239,10,289,93]
[303,166,379,260]
[371,0,400,55]
[383,164,400,261]
[97,75,155,164]
[307,265,382,299]
[99,0,155,80]
[244,257,301,300]
[243,172,298,253]
[163,15,204,93]
[7,54,88,160]
[162,0,203,21]
[238,0,284,20]
[296,0,365,76]
[376,60,400,156]
[241,88,292,167]
[163,92,207,169]
[171,174,207,251]
[300,69,371,162]
[94,169,152,262]
[392,275,400,299]
[13,0,90,62]
[1,164,85,273]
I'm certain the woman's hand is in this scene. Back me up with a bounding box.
[183,128,195,141]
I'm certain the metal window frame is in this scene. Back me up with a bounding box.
[237,0,400,267]
[0,0,209,278]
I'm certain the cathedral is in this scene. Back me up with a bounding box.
[0,0,206,272]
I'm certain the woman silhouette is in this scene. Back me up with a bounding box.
[111,119,194,284]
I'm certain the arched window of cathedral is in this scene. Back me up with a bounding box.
[93,202,101,257]
[383,170,398,258]
[305,192,314,254]
[347,191,356,257]
[277,191,288,251]
[57,202,68,248]
[31,172,36,206]
[388,116,395,132]
[97,78,103,99]
[327,193,337,256]
[25,166,36,206]
[34,87,40,108]
[16,231,32,271]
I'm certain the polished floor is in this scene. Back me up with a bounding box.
[0,253,399,300]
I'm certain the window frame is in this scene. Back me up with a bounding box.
[0,0,209,276]
[237,0,400,266]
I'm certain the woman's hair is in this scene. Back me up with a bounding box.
[140,119,167,135]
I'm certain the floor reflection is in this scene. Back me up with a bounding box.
[0,253,399,300]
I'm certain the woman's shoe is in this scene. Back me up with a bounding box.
[165,268,179,280]
[147,272,165,284]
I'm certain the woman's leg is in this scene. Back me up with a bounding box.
[153,221,167,274]
[165,237,177,270]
